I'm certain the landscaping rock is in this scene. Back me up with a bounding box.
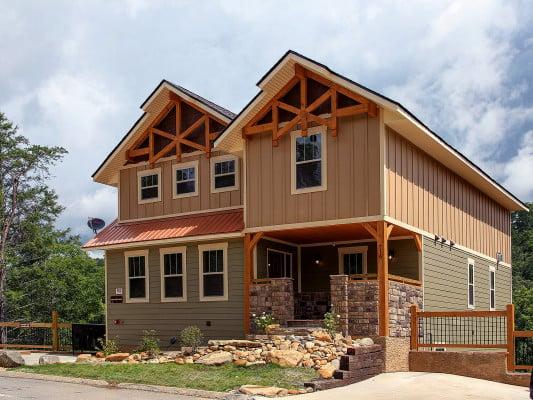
[0,351,24,368]
[38,355,61,365]
[360,337,374,346]
[76,354,93,363]
[95,352,105,358]
[318,363,336,379]
[239,385,289,397]
[105,352,130,362]
[195,350,232,365]
[311,330,332,342]
[208,340,262,348]
[269,349,303,367]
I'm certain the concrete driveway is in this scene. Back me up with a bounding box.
[282,372,530,400]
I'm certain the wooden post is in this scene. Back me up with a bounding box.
[410,304,418,350]
[51,311,59,352]
[506,303,515,372]
[377,221,390,337]
[243,232,264,335]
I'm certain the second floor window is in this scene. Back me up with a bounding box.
[291,127,327,194]
[211,155,239,193]
[173,161,198,198]
[137,168,161,203]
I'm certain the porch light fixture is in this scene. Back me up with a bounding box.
[434,234,440,242]
[314,255,322,265]
[388,249,395,261]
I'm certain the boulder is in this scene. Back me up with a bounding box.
[208,340,262,348]
[195,351,232,366]
[0,351,24,368]
[76,354,93,363]
[311,330,332,342]
[38,355,61,365]
[360,337,374,346]
[318,363,336,379]
[239,385,289,397]
[105,352,130,362]
[95,352,105,359]
[269,349,303,367]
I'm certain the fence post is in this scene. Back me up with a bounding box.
[506,303,515,372]
[410,304,418,350]
[51,311,59,352]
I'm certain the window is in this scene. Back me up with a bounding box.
[338,246,368,276]
[211,155,239,193]
[467,259,475,309]
[137,168,161,204]
[125,250,149,302]
[267,249,292,278]
[173,161,198,198]
[198,243,228,301]
[291,126,327,194]
[489,266,496,311]
[160,247,187,302]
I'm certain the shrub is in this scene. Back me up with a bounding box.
[138,329,160,355]
[323,311,341,336]
[252,312,276,333]
[97,337,119,356]
[179,325,204,350]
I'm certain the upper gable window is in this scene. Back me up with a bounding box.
[211,155,239,193]
[137,168,161,204]
[291,126,327,194]
[173,161,198,199]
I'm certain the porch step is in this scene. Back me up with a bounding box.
[286,319,323,328]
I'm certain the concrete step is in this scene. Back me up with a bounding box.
[286,319,323,328]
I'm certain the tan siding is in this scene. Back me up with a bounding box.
[246,115,381,228]
[106,238,244,346]
[386,128,511,263]
[119,152,243,221]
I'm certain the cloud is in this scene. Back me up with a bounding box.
[503,131,533,200]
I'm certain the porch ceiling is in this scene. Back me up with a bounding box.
[263,221,413,245]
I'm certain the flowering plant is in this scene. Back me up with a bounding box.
[323,310,341,336]
[252,312,276,333]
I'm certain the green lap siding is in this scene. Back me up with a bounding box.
[105,238,244,347]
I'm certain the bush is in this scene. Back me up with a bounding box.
[323,311,341,336]
[97,337,119,356]
[252,312,276,333]
[138,329,160,355]
[179,325,204,350]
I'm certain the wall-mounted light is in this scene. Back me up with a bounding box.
[496,251,503,267]
[388,249,395,261]
[314,255,322,265]
[434,234,440,243]
[449,240,455,249]
[440,237,447,244]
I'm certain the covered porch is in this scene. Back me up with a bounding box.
[244,220,424,337]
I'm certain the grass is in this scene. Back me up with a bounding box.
[18,363,318,392]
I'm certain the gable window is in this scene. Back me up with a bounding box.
[467,259,475,309]
[291,126,327,194]
[125,250,149,303]
[338,246,368,276]
[173,161,198,198]
[160,247,187,302]
[211,155,239,193]
[137,168,161,204]
[489,266,496,311]
[198,243,228,301]
[267,249,292,278]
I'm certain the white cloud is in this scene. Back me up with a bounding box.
[503,131,533,200]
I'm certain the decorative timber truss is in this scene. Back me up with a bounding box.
[243,64,378,146]
[126,92,229,166]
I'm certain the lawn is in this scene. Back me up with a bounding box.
[19,363,318,392]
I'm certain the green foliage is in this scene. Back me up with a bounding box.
[252,312,276,333]
[138,329,160,355]
[98,337,119,356]
[323,311,341,336]
[179,325,204,350]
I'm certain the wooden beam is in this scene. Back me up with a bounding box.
[275,113,302,141]
[377,221,390,337]
[306,89,331,113]
[331,88,338,137]
[175,100,181,162]
[205,117,211,158]
[277,101,300,115]
[506,303,515,372]
[127,147,149,158]
[386,223,394,240]
[151,140,175,164]
[362,222,378,241]
[244,232,264,335]
[410,304,418,350]
[413,233,422,252]
[179,115,206,139]
[243,122,274,135]
[180,137,206,151]
[336,104,368,118]
[272,104,279,147]
[152,127,175,140]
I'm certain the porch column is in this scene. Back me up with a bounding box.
[244,232,264,335]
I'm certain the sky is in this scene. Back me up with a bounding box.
[1,0,532,244]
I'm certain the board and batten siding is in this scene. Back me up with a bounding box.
[423,236,511,312]
[106,238,244,346]
[119,152,243,221]
[245,114,381,228]
[386,127,511,263]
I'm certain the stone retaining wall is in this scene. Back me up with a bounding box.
[249,278,294,329]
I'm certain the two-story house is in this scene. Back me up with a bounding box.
[84,51,527,347]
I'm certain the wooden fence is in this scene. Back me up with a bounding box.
[0,311,72,351]
[410,304,533,372]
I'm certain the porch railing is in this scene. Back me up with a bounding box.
[348,273,422,287]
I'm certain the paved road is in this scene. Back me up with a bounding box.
[0,376,208,400]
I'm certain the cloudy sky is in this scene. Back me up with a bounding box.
[1,0,532,243]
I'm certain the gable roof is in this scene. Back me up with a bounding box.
[92,80,235,185]
[214,50,527,212]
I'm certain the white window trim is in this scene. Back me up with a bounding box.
[124,249,150,303]
[198,242,228,302]
[172,160,199,199]
[290,125,328,195]
[338,246,368,275]
[266,248,293,278]
[210,154,240,193]
[137,168,162,204]
[467,258,475,309]
[159,246,187,303]
[489,265,496,311]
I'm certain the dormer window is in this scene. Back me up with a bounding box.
[211,155,239,193]
[137,168,161,204]
[173,161,198,199]
[291,126,327,194]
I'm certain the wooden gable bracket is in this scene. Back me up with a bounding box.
[126,92,228,166]
[243,63,378,146]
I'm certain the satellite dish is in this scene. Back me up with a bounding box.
[87,217,106,234]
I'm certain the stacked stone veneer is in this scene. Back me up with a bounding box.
[295,291,330,320]
[249,278,294,328]
[330,275,423,338]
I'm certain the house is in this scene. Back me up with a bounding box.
[84,51,527,347]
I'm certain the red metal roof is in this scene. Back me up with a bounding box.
[83,209,244,249]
